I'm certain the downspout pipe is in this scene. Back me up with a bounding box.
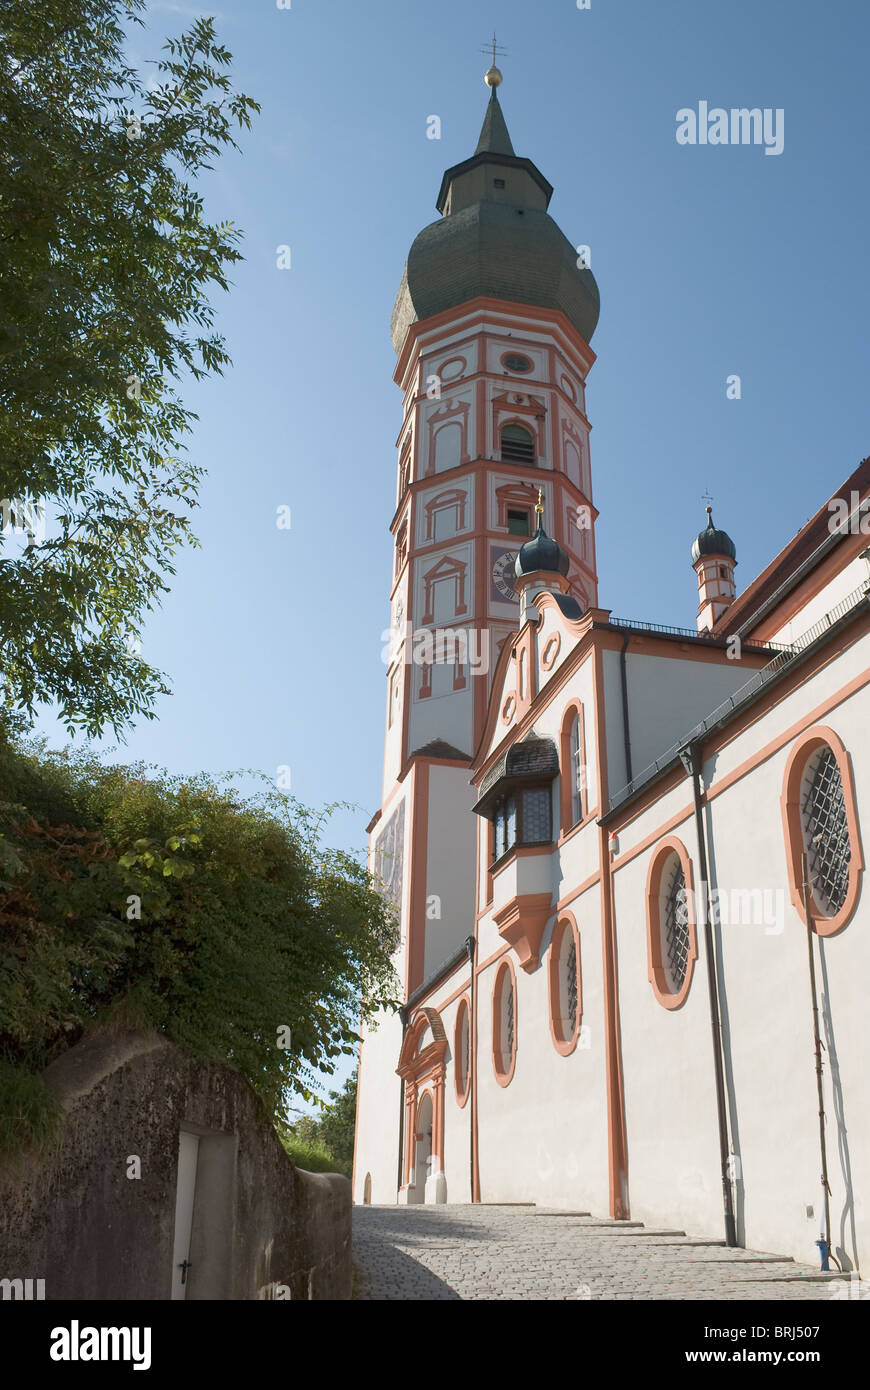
[465,934,477,1203]
[396,1005,407,1196]
[679,740,738,1248]
[800,853,840,1272]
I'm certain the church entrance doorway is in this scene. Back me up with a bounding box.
[414,1092,434,1202]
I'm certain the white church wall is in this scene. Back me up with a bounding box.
[705,625,870,793]
[532,603,579,688]
[382,668,404,791]
[608,637,870,1265]
[354,1006,404,1205]
[611,809,726,1240]
[474,884,610,1213]
[556,816,601,908]
[424,765,478,976]
[602,646,774,803]
[409,675,474,754]
[705,668,870,1268]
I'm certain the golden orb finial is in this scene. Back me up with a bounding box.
[480,32,507,88]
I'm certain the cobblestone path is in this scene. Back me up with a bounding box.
[353,1204,852,1301]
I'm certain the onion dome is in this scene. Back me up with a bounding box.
[515,520,570,579]
[691,507,737,563]
[391,79,600,354]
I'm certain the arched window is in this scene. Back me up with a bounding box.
[492,960,517,1085]
[801,745,851,916]
[559,702,586,833]
[549,915,582,1054]
[782,726,863,937]
[500,422,535,465]
[454,998,470,1106]
[646,838,698,1009]
[569,716,583,825]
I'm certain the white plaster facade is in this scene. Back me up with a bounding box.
[354,83,869,1280]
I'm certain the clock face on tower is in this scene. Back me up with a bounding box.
[490,546,519,602]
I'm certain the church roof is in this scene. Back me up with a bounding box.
[712,454,870,639]
[473,732,559,815]
[391,87,600,353]
[410,738,471,761]
[475,87,516,156]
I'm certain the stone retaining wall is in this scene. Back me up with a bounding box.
[0,1029,351,1300]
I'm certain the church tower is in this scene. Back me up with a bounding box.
[370,65,600,1044]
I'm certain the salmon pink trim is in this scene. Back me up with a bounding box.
[493,892,553,973]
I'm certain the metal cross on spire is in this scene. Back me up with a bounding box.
[480,31,508,67]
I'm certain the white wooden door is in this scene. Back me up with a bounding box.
[171,1130,199,1300]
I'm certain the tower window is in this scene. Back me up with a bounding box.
[506,507,531,536]
[500,422,535,464]
[502,353,533,374]
[720,565,728,578]
[494,178,505,188]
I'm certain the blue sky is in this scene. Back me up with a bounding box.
[32,0,870,1104]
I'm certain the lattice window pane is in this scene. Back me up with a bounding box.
[505,796,517,854]
[458,1012,468,1091]
[664,858,690,991]
[563,933,578,1034]
[570,717,582,824]
[521,787,551,844]
[503,975,515,1063]
[802,746,851,916]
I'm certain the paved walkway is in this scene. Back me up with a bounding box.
[353,1204,852,1301]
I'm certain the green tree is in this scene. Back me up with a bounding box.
[0,1,258,735]
[0,727,400,1150]
[288,1070,358,1176]
[315,1070,358,1170]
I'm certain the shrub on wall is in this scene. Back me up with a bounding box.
[0,726,400,1157]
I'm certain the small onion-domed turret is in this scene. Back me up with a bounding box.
[514,522,570,579]
[511,490,573,627]
[692,506,737,633]
[691,507,737,563]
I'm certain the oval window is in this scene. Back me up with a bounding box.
[550,917,581,1054]
[503,353,533,374]
[454,999,470,1105]
[493,962,516,1085]
[646,840,698,1010]
[800,743,852,918]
